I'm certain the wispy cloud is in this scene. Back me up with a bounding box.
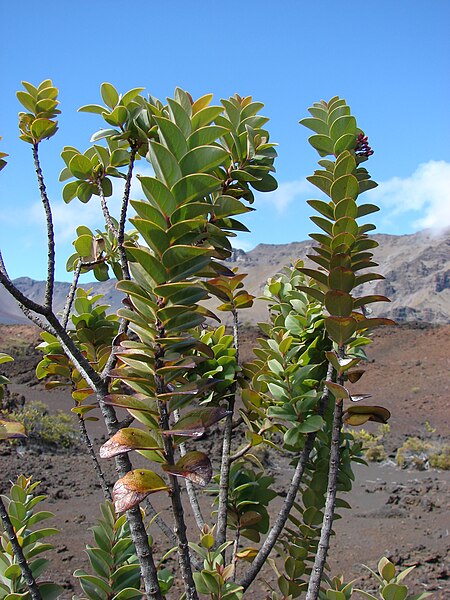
[259,179,310,213]
[371,160,450,231]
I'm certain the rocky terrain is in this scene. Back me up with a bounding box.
[0,323,448,598]
[2,228,450,325]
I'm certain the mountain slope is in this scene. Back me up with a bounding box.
[1,229,449,325]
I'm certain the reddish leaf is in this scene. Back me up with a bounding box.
[325,316,357,345]
[161,407,230,437]
[163,451,212,486]
[325,381,349,400]
[103,394,156,413]
[113,469,169,513]
[100,428,161,458]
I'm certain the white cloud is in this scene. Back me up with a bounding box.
[371,160,450,231]
[259,179,310,213]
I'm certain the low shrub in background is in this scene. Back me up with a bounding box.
[4,400,78,449]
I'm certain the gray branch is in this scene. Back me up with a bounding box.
[0,497,43,600]
[77,414,112,501]
[32,144,55,309]
[62,260,82,329]
[216,307,240,548]
[175,409,206,531]
[305,397,343,600]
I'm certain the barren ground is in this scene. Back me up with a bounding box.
[0,323,448,598]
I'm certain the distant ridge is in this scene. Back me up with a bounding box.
[1,229,450,325]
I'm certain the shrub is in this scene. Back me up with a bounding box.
[347,424,390,462]
[396,436,450,470]
[5,400,78,449]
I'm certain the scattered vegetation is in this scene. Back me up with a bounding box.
[347,425,390,463]
[4,400,78,449]
[396,436,450,470]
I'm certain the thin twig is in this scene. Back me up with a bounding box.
[175,409,206,531]
[32,143,54,309]
[62,260,82,329]
[216,307,240,548]
[239,365,333,592]
[305,398,343,600]
[77,414,112,501]
[230,442,252,463]
[0,497,43,600]
[117,146,137,281]
[96,178,119,238]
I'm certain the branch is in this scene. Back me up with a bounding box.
[0,256,50,316]
[175,409,206,531]
[0,497,43,600]
[62,260,82,329]
[158,397,199,600]
[305,401,343,599]
[32,143,55,309]
[216,307,240,547]
[239,365,333,591]
[96,178,119,238]
[77,414,112,501]
[230,442,252,463]
[305,394,343,598]
[117,146,137,281]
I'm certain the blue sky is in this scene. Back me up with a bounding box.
[1,1,449,281]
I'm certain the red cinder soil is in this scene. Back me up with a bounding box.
[0,324,448,598]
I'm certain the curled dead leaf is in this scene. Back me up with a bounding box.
[162,451,212,486]
[112,469,169,513]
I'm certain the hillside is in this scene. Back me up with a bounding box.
[2,229,450,325]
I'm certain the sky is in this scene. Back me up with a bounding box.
[1,0,449,282]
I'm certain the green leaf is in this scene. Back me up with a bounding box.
[113,588,143,600]
[162,245,211,270]
[171,173,220,205]
[307,174,332,196]
[299,117,329,135]
[325,316,357,345]
[138,176,177,216]
[325,290,353,317]
[17,90,36,112]
[78,104,107,114]
[101,82,119,109]
[330,174,359,202]
[334,133,356,155]
[379,557,396,582]
[147,141,181,187]
[309,134,334,156]
[69,154,93,180]
[154,116,188,160]
[30,118,57,142]
[329,116,357,144]
[179,145,228,175]
[74,234,93,257]
[250,173,278,192]
[187,125,229,149]
[297,415,324,433]
[125,245,167,284]
[191,106,223,130]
